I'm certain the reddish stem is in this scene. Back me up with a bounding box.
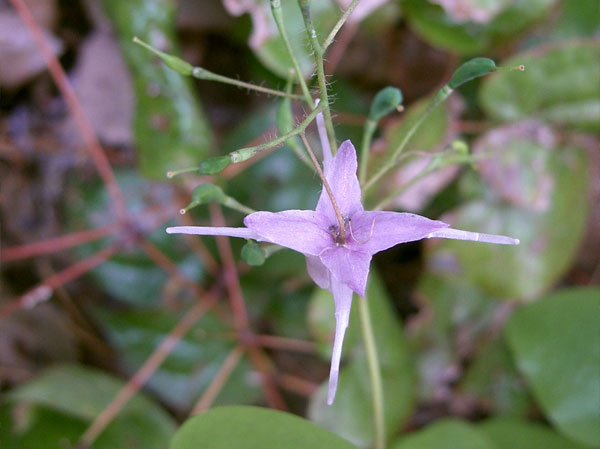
[252,334,316,354]
[210,204,287,410]
[191,345,245,414]
[79,294,217,446]
[1,224,119,262]
[0,243,120,319]
[9,0,127,220]
[276,373,319,397]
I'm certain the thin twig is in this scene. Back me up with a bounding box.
[322,0,361,51]
[2,224,119,262]
[210,204,287,410]
[9,0,127,220]
[252,334,316,353]
[191,345,245,414]
[276,373,319,397]
[0,243,120,319]
[79,294,217,446]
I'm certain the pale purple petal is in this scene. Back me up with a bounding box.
[327,277,353,405]
[316,140,363,221]
[347,211,449,255]
[320,246,371,297]
[427,227,520,245]
[166,226,261,240]
[244,210,332,256]
[306,255,331,289]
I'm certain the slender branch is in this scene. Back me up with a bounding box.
[1,224,119,262]
[192,67,303,100]
[79,295,216,446]
[252,334,316,353]
[133,37,301,100]
[359,119,377,185]
[270,0,313,104]
[10,0,127,220]
[229,103,323,163]
[298,0,337,152]
[299,134,346,241]
[191,346,245,414]
[323,0,361,51]
[0,243,121,320]
[358,296,385,449]
[276,373,319,396]
[364,86,452,192]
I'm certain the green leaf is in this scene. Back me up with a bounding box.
[479,417,590,449]
[4,364,175,449]
[480,41,600,132]
[506,288,600,447]
[170,406,359,449]
[103,0,214,178]
[449,57,496,89]
[390,419,496,449]
[403,0,556,55]
[427,122,589,299]
[93,308,262,409]
[196,156,232,175]
[369,86,403,122]
[307,270,415,448]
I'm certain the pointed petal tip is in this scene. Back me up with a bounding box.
[327,369,339,405]
[165,227,176,234]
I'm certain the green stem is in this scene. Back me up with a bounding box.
[358,295,386,449]
[299,0,337,153]
[359,119,377,185]
[223,197,256,215]
[271,0,313,105]
[192,67,303,100]
[229,103,324,163]
[363,85,453,193]
[323,0,361,51]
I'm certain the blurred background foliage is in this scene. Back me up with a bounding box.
[0,0,598,448]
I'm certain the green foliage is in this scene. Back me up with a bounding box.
[170,406,359,449]
[2,365,175,449]
[480,41,600,132]
[449,57,496,89]
[369,86,404,122]
[240,240,267,266]
[506,288,600,447]
[103,0,213,178]
[391,419,495,449]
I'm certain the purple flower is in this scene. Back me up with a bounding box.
[167,140,519,404]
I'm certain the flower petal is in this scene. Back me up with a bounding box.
[327,277,353,405]
[319,246,371,297]
[244,210,332,256]
[306,255,331,289]
[348,211,449,255]
[427,227,520,245]
[316,140,363,221]
[166,226,261,240]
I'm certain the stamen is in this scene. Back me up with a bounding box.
[349,217,376,245]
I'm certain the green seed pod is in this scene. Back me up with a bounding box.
[133,37,194,76]
[448,57,496,89]
[369,86,403,122]
[196,156,232,175]
[241,240,266,266]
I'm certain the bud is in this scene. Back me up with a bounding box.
[369,86,403,122]
[448,57,496,89]
[241,240,266,266]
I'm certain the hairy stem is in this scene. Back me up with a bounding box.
[230,103,324,163]
[299,0,337,152]
[358,296,386,449]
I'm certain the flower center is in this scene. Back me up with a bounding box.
[329,215,351,245]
